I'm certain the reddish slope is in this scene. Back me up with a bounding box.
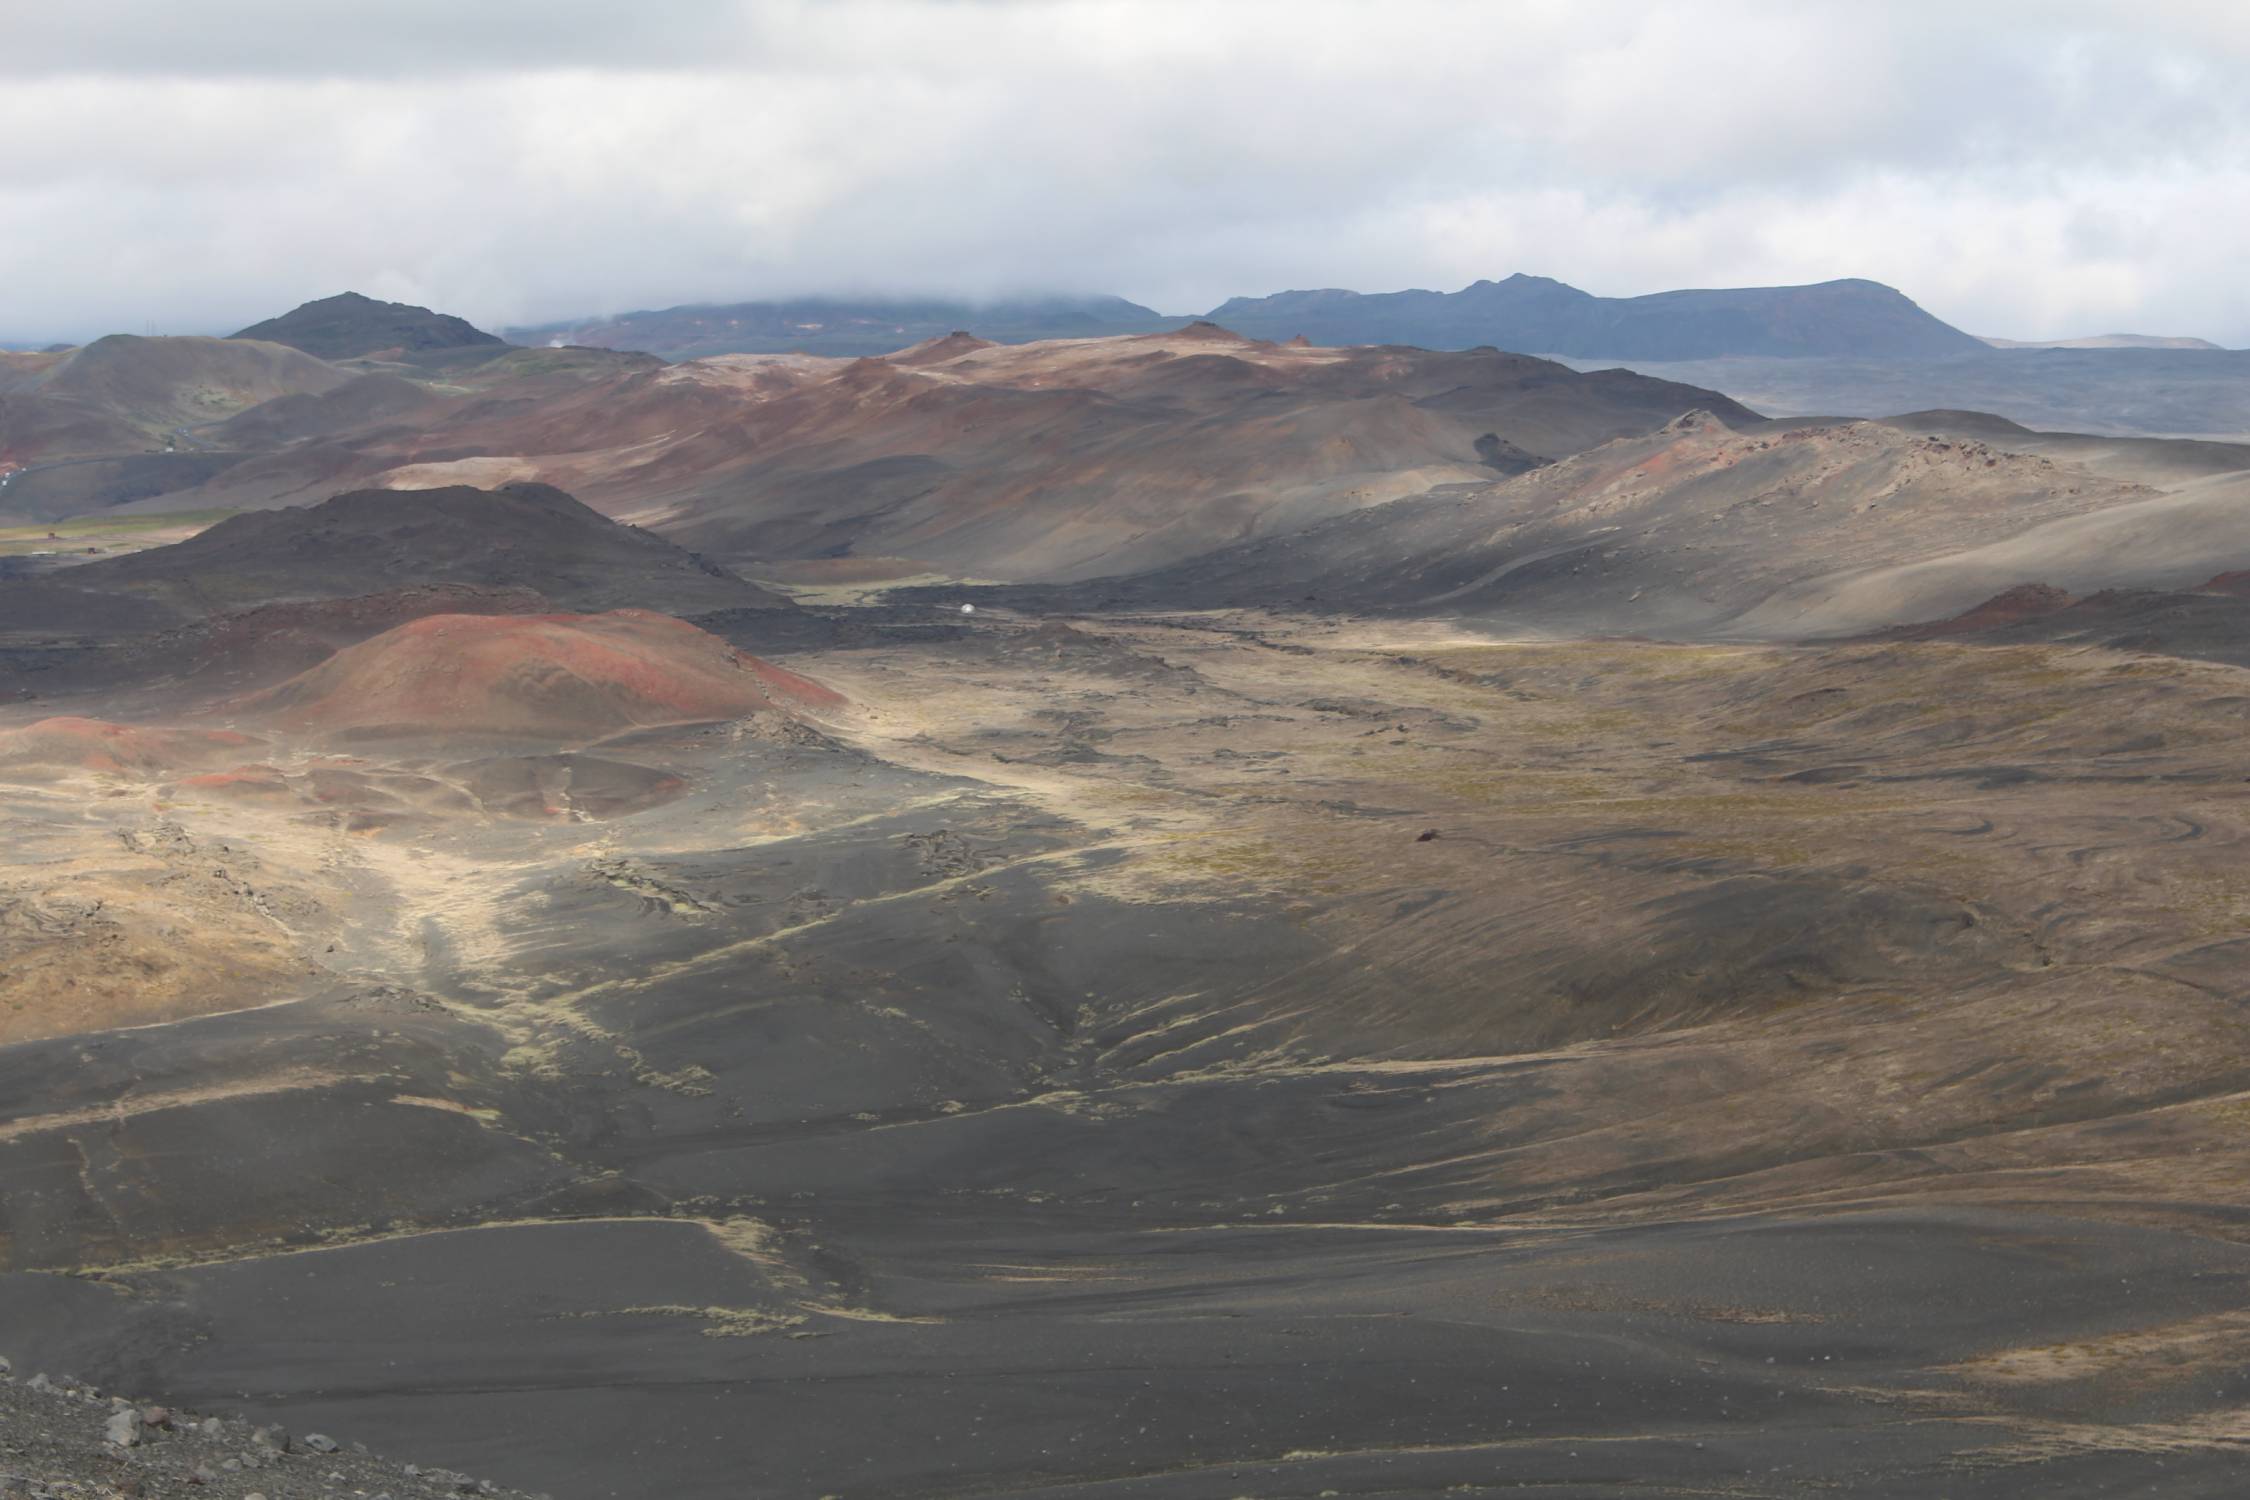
[1883,584,2078,638]
[237,610,842,742]
[0,393,151,467]
[0,717,260,778]
[1867,572,2250,667]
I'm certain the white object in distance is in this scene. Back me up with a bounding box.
[960,603,976,615]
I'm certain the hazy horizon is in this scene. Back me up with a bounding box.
[7,0,2249,346]
[8,274,2136,352]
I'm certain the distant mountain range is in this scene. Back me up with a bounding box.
[188,282,2237,370]
[505,295,1167,360]
[24,280,2241,369]
[501,276,2005,362]
[1980,333,2225,351]
[1545,347,2250,440]
[1205,275,1988,359]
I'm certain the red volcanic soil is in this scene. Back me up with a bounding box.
[171,763,297,800]
[150,584,556,693]
[1169,320,1257,343]
[889,331,995,367]
[1886,583,2078,638]
[1865,573,2250,667]
[0,717,261,777]
[237,609,844,742]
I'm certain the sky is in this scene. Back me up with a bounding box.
[6,0,2249,345]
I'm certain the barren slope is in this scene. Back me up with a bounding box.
[28,336,348,442]
[1052,413,2188,635]
[1879,573,2250,667]
[50,482,790,619]
[119,327,1758,582]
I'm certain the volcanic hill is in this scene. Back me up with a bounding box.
[235,609,842,743]
[0,334,347,467]
[54,482,791,619]
[233,292,508,361]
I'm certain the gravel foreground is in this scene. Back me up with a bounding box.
[0,1356,547,1500]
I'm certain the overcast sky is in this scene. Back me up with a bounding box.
[6,0,2248,345]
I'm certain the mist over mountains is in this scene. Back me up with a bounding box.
[1206,274,1991,359]
[508,274,1999,362]
[505,293,1168,359]
[15,273,2234,374]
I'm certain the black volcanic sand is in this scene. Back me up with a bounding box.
[7,613,2250,1496]
[15,1211,2248,1498]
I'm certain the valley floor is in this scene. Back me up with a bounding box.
[5,608,2250,1497]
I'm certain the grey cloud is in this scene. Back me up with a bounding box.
[7,0,749,77]
[3,1,2247,345]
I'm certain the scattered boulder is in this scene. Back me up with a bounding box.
[0,1349,548,1495]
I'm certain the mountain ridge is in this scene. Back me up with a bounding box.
[506,276,1997,363]
[505,293,1170,360]
[1981,332,2227,351]
[1207,273,1986,359]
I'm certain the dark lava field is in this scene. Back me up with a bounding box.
[8,599,2250,1497]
